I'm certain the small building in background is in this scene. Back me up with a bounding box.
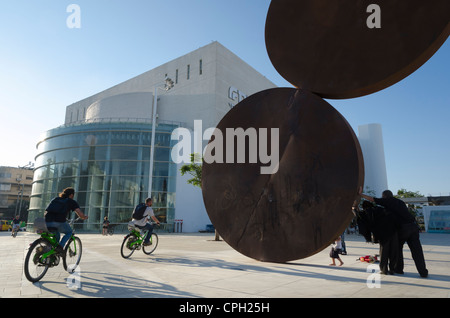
[0,164,34,221]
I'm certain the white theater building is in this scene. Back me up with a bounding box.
[29,42,277,232]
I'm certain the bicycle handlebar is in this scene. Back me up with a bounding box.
[68,217,85,225]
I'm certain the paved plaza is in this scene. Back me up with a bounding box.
[0,230,449,298]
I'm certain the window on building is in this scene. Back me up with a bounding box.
[175,69,178,84]
[0,183,11,191]
[199,59,203,75]
[187,64,190,80]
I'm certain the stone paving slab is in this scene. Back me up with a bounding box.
[0,230,449,299]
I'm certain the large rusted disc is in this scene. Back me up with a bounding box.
[202,88,364,262]
[265,0,450,99]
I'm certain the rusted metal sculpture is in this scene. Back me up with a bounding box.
[202,88,364,262]
[265,0,450,99]
[202,0,450,262]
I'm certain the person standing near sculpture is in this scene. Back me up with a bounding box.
[359,187,428,277]
[359,200,399,275]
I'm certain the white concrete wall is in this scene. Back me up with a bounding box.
[174,162,211,233]
[85,92,153,121]
[358,123,388,197]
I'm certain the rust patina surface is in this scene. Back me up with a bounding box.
[202,88,364,262]
[265,0,450,99]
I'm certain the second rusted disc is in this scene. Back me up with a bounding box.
[202,88,364,262]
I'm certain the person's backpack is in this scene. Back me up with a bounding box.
[45,197,69,215]
[132,203,147,220]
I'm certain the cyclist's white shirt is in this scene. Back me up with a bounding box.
[132,207,155,227]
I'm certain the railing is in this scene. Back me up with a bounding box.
[26,222,174,234]
[60,117,186,129]
[101,223,173,233]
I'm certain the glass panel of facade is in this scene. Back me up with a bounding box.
[29,122,180,232]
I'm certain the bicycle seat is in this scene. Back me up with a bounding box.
[34,218,52,233]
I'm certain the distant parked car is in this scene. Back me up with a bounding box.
[1,220,12,231]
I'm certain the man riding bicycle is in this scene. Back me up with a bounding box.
[45,187,88,255]
[11,215,21,235]
[131,198,160,246]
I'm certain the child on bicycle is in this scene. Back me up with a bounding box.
[131,198,160,246]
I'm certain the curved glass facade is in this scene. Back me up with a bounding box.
[28,121,179,231]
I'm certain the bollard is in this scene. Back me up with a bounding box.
[174,219,184,233]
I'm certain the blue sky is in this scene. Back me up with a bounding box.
[0,1,448,196]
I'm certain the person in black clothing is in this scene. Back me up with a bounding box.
[11,215,21,235]
[45,187,88,254]
[359,187,428,278]
[358,200,399,275]
[102,216,110,235]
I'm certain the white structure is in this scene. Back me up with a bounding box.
[358,123,388,197]
[422,205,450,233]
[65,41,276,132]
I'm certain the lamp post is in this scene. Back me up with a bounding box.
[15,162,34,219]
[148,77,174,199]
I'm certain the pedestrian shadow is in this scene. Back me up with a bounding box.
[287,261,367,273]
[292,262,450,290]
[38,271,198,298]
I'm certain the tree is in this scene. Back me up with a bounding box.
[180,153,220,241]
[395,188,424,228]
[180,153,202,188]
[395,188,423,198]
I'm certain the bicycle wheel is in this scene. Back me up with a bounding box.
[143,233,158,255]
[24,238,51,283]
[63,236,82,272]
[121,234,138,258]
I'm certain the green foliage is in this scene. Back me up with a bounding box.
[395,188,424,223]
[395,188,423,198]
[180,153,202,188]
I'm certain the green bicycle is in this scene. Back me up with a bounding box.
[24,218,83,283]
[120,222,159,259]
